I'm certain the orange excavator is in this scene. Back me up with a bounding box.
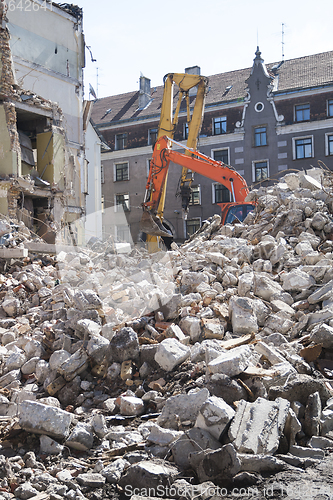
[140,72,254,241]
[140,135,253,237]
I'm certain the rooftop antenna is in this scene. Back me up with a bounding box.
[96,67,99,99]
[281,23,285,61]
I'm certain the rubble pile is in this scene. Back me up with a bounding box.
[0,169,333,498]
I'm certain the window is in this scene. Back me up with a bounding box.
[183,123,189,140]
[254,126,267,147]
[101,164,105,184]
[186,218,201,237]
[212,183,230,203]
[148,128,158,146]
[295,104,310,122]
[189,185,201,205]
[115,193,130,211]
[326,134,333,156]
[294,137,313,159]
[328,100,333,117]
[114,162,129,181]
[213,149,229,164]
[115,224,131,242]
[253,161,269,182]
[213,116,227,135]
[115,133,127,150]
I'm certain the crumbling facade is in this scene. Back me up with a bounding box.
[0,1,87,244]
[92,50,333,244]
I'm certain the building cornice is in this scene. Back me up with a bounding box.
[274,84,333,100]
[198,132,244,146]
[276,117,333,135]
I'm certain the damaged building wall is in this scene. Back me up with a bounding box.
[0,6,20,177]
[7,2,84,145]
[7,1,86,237]
[0,1,89,245]
[84,120,103,244]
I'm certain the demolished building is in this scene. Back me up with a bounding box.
[0,1,87,245]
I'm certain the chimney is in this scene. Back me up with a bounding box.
[185,66,201,96]
[139,74,151,109]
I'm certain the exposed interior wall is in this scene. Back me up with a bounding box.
[0,183,9,216]
[0,105,18,175]
[37,128,65,189]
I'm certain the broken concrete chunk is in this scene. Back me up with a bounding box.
[289,444,324,459]
[87,334,109,364]
[108,327,140,363]
[281,269,316,292]
[155,338,190,371]
[77,472,106,488]
[172,427,221,469]
[157,388,209,429]
[101,458,130,484]
[76,318,102,338]
[309,323,333,349]
[320,408,333,435]
[228,397,290,455]
[205,373,248,406]
[229,296,258,335]
[284,408,302,447]
[195,395,235,440]
[18,400,72,439]
[39,435,64,455]
[268,374,333,406]
[308,436,333,449]
[304,391,321,437]
[65,422,94,451]
[2,298,20,317]
[252,274,284,301]
[13,483,39,499]
[49,349,71,371]
[238,454,287,473]
[119,394,145,416]
[0,369,21,388]
[118,459,180,491]
[92,413,108,438]
[179,316,201,343]
[201,318,225,340]
[193,444,241,483]
[57,348,89,381]
[147,423,183,446]
[207,345,252,377]
[73,289,102,310]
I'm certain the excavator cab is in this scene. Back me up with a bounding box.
[220,203,255,225]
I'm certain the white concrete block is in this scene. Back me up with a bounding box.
[155,338,190,372]
[207,345,252,377]
[228,397,290,455]
[19,400,72,439]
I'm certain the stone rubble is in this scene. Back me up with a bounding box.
[1,168,333,497]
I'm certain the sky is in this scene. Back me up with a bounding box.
[77,0,332,100]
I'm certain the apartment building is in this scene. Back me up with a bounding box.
[91,48,333,245]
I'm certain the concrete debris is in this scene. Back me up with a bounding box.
[228,397,290,455]
[2,168,333,495]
